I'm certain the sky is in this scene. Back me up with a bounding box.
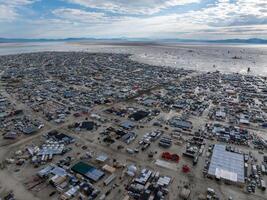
[0,0,267,39]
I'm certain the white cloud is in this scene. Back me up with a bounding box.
[50,6,206,36]
[66,0,200,14]
[182,0,267,27]
[1,0,267,39]
[26,0,267,39]
[0,5,18,21]
[60,0,267,28]
[0,0,36,6]
[0,0,37,21]
[49,0,267,37]
[53,8,107,23]
[16,10,208,38]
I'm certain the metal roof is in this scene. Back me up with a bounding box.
[72,162,105,182]
[208,144,244,183]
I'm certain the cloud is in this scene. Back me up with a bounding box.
[12,11,208,39]
[0,0,36,6]
[53,8,108,23]
[0,0,37,21]
[0,0,267,39]
[58,0,267,29]
[182,0,267,27]
[0,5,18,21]
[66,0,200,15]
[50,6,207,37]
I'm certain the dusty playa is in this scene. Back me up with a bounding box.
[1,42,267,76]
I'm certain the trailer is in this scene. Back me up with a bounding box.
[261,180,266,191]
[104,174,116,186]
[261,164,266,174]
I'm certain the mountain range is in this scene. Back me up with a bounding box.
[0,37,267,44]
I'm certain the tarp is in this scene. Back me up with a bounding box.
[215,168,238,182]
[208,144,244,183]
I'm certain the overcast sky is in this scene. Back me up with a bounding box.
[0,0,267,39]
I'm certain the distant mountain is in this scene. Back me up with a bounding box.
[0,37,96,43]
[212,38,267,44]
[0,37,267,44]
[159,38,267,44]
